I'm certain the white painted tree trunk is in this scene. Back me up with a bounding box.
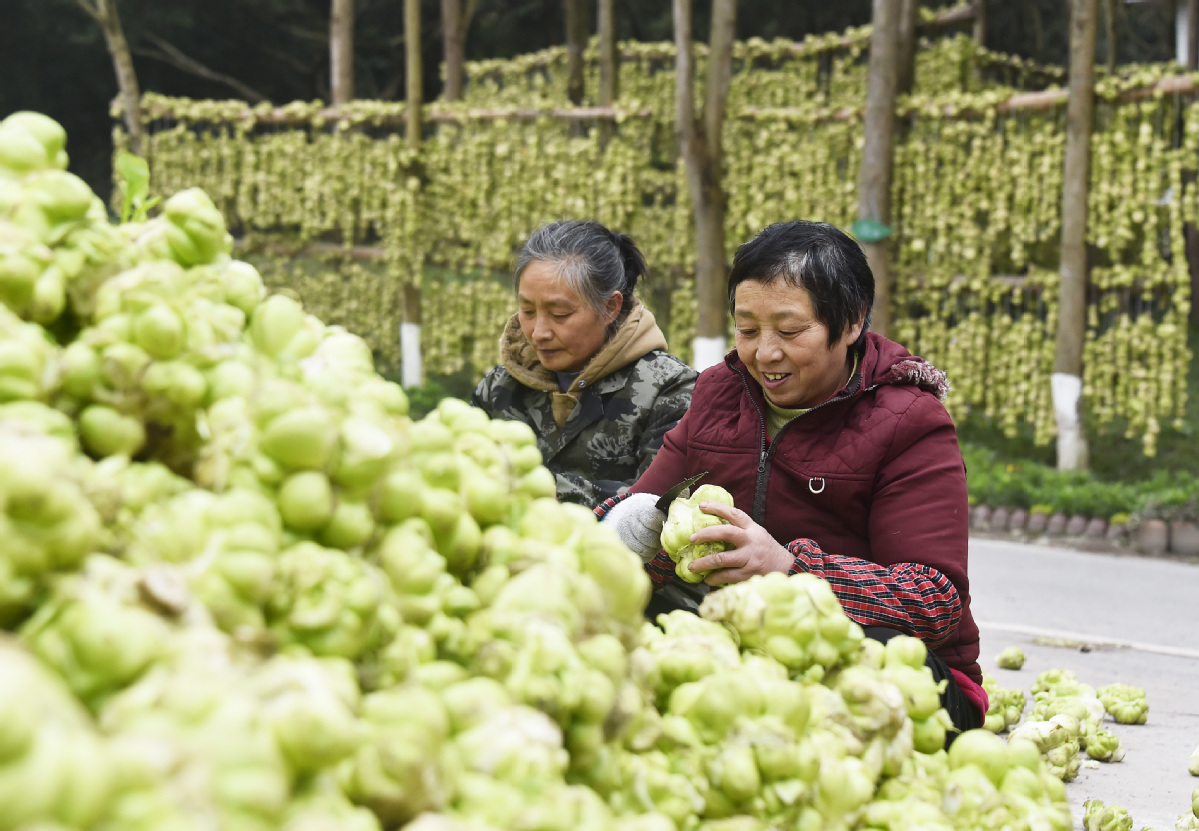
[1052,372,1088,470]
[1177,0,1190,66]
[401,322,423,388]
[691,335,727,372]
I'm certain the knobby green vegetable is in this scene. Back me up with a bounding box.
[1096,683,1149,725]
[700,571,863,681]
[660,484,736,583]
[0,113,1096,831]
[1008,715,1082,782]
[996,646,1026,670]
[1082,799,1133,831]
[1083,729,1126,763]
[19,555,172,708]
[1178,785,1199,830]
[0,637,113,831]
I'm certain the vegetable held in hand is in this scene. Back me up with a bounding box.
[660,484,736,583]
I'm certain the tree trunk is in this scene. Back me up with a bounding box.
[77,0,143,156]
[330,0,354,105]
[598,0,618,105]
[1188,212,1199,326]
[973,0,986,48]
[703,0,735,160]
[565,0,587,106]
[597,0,618,146]
[403,0,424,387]
[440,0,474,101]
[1103,0,1116,74]
[1189,0,1198,70]
[896,0,922,96]
[406,0,422,147]
[857,0,902,339]
[1054,0,1097,471]
[675,0,735,370]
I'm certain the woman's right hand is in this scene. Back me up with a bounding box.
[686,500,794,585]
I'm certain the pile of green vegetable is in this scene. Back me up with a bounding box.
[0,110,1099,831]
[981,652,1199,829]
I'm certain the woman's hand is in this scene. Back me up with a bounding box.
[687,500,793,586]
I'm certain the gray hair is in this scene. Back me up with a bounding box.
[515,220,648,337]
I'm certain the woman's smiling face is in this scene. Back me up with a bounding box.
[517,260,621,372]
[733,278,863,409]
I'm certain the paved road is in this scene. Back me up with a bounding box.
[969,537,1199,829]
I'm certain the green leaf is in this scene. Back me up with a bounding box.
[116,151,150,223]
[116,151,149,191]
[851,218,893,243]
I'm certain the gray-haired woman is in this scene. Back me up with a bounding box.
[471,219,697,507]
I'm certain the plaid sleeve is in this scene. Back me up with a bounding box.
[644,551,678,588]
[593,491,633,520]
[786,538,962,649]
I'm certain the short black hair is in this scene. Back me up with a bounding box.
[726,220,874,348]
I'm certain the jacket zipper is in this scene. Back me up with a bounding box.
[736,364,875,525]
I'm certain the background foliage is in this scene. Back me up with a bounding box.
[1,0,1183,200]
[5,0,1196,465]
[125,24,1195,455]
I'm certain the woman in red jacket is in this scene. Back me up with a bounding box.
[600,220,985,734]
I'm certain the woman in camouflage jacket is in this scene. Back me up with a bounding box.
[472,220,697,506]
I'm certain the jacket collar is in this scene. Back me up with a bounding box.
[721,331,949,406]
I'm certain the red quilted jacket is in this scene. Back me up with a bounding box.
[631,332,981,684]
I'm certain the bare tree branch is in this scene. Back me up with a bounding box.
[380,68,404,100]
[261,47,317,79]
[76,0,143,155]
[275,22,332,44]
[136,33,266,103]
[74,0,103,23]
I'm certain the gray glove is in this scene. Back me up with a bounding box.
[601,492,666,562]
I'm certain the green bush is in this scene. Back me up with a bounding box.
[1129,471,1199,523]
[962,442,1199,522]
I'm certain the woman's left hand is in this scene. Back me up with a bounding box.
[687,500,794,586]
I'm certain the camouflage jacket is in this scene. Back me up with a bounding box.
[471,301,697,506]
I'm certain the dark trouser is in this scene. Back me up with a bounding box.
[644,581,709,620]
[862,626,982,744]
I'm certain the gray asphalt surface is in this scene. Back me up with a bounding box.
[969,537,1199,829]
